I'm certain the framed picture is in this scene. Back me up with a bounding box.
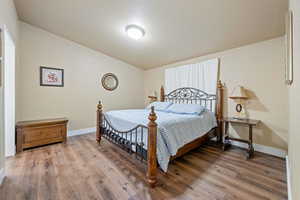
[40,66,64,87]
[285,11,293,85]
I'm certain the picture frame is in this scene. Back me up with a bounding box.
[285,11,293,85]
[40,66,64,87]
[101,73,119,91]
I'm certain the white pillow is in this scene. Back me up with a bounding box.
[146,102,173,111]
[166,103,205,115]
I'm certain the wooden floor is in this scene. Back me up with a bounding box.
[0,133,287,200]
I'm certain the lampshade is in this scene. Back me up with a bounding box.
[229,86,248,100]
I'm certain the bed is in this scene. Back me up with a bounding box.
[96,80,224,187]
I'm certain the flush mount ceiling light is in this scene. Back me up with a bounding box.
[125,24,145,40]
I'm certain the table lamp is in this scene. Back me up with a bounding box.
[229,86,249,120]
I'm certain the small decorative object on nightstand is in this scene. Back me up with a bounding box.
[222,117,260,159]
[229,86,249,120]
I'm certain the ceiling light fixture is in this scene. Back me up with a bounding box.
[125,24,145,40]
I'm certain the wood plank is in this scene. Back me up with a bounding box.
[0,133,287,200]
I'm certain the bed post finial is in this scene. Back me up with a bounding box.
[160,86,165,102]
[96,101,103,144]
[97,101,102,110]
[217,80,222,88]
[217,80,224,143]
[147,106,157,187]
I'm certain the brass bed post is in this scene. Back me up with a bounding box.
[160,86,165,102]
[216,80,224,143]
[147,106,158,187]
[96,101,103,144]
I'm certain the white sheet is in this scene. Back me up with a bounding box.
[104,109,217,172]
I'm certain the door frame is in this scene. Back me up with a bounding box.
[0,24,5,184]
[2,24,16,157]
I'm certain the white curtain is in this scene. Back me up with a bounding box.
[165,58,219,94]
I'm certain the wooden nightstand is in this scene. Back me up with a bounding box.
[221,117,260,159]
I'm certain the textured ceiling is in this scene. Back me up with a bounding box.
[14,0,288,69]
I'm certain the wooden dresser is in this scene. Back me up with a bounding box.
[16,118,68,153]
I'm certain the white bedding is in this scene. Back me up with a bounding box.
[104,109,217,172]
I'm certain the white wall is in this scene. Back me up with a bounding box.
[288,0,300,199]
[0,0,18,42]
[144,37,288,152]
[18,22,145,131]
[0,0,19,176]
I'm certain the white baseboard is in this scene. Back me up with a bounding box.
[286,156,292,200]
[5,145,16,157]
[67,127,96,137]
[0,168,5,186]
[230,141,287,158]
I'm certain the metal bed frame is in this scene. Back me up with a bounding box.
[96,80,224,187]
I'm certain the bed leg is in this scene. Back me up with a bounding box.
[147,106,158,188]
[96,101,103,144]
[217,123,223,143]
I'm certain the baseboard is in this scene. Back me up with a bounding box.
[286,156,292,200]
[230,141,287,158]
[0,168,5,186]
[5,145,16,157]
[67,127,96,137]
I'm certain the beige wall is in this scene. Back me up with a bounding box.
[18,22,145,131]
[144,37,288,151]
[289,0,300,199]
[0,0,19,172]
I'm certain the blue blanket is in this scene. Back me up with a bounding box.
[104,109,217,172]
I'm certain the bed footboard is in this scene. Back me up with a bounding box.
[96,102,158,187]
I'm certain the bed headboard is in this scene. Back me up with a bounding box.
[160,80,224,120]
